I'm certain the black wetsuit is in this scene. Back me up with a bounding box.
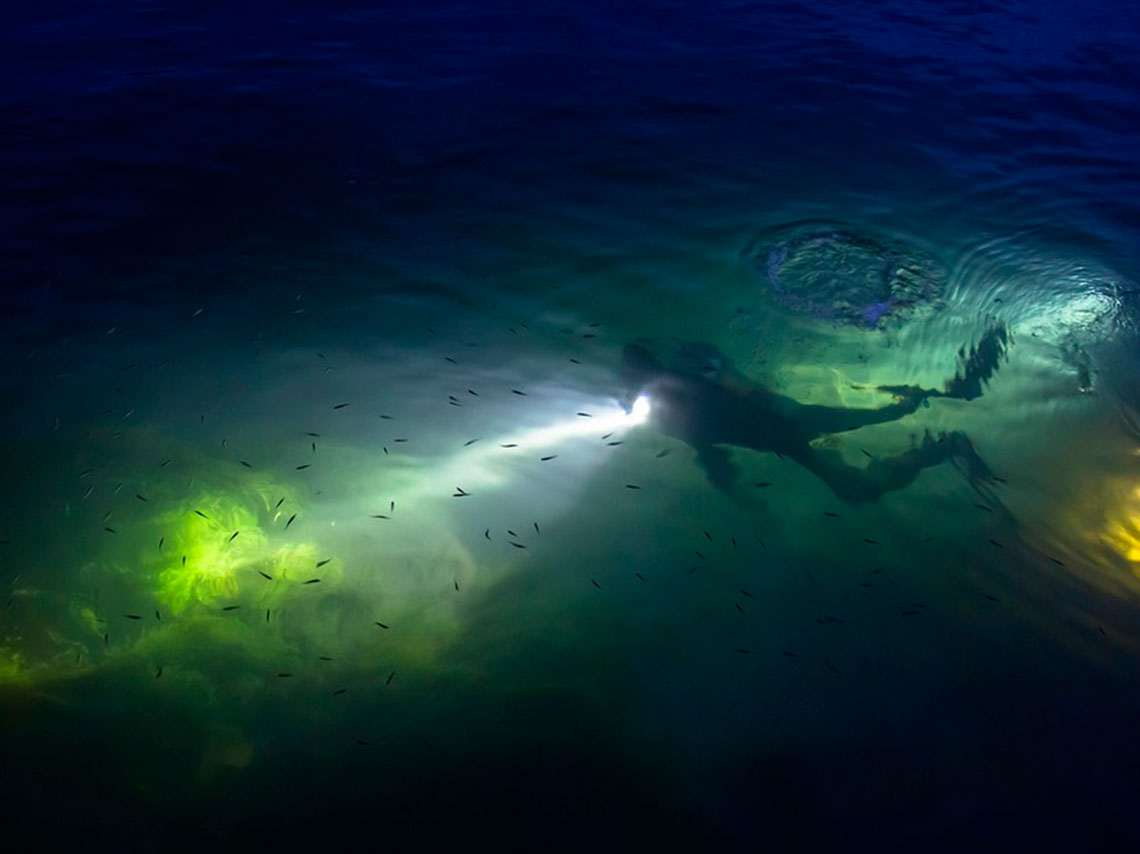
[620,329,1006,504]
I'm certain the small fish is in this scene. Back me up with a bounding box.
[694,551,705,560]
[240,460,252,468]
[704,531,713,542]
[823,512,840,518]
[756,537,766,550]
[319,656,333,661]
[625,484,641,490]
[155,610,161,621]
[825,660,841,675]
[464,438,480,446]
[591,579,601,589]
[569,358,581,364]
[782,651,797,658]
[356,739,371,746]
[125,614,142,620]
[303,579,321,585]
[375,622,389,629]
[223,605,240,611]
[266,609,270,623]
[277,672,292,678]
[635,573,646,582]
[577,412,593,418]
[316,559,330,568]
[863,538,879,545]
[656,449,673,459]
[155,667,162,678]
[390,501,395,513]
[195,510,209,518]
[103,633,109,648]
[988,539,1003,549]
[1048,555,1065,566]
[296,464,311,470]
[740,589,754,599]
[370,514,390,519]
[534,522,541,534]
[901,610,919,616]
[453,487,470,497]
[540,455,558,461]
[735,648,751,654]
[500,443,518,448]
[735,603,745,615]
[861,449,873,459]
[600,432,614,440]
[974,503,993,513]
[333,403,350,409]
[511,389,527,396]
[467,389,479,396]
[484,529,491,540]
[136,493,148,502]
[104,527,116,534]
[606,441,623,446]
[393,438,408,443]
[386,671,395,686]
[333,688,347,696]
[285,514,296,529]
[275,497,285,509]
[982,594,999,603]
[228,531,239,543]
[1098,625,1106,637]
[258,570,273,580]
[454,580,459,591]
[158,537,164,551]
[510,542,527,549]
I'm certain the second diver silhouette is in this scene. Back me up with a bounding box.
[620,323,1010,504]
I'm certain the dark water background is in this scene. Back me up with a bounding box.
[2,1,1140,849]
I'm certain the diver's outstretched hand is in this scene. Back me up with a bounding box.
[875,384,941,408]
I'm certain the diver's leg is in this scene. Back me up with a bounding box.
[789,431,956,504]
[794,392,930,438]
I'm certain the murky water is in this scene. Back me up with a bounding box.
[2,1,1139,848]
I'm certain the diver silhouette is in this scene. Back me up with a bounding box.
[620,324,1010,504]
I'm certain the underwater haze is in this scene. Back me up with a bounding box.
[3,1,1140,849]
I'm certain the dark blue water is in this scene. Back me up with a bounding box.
[2,2,1140,849]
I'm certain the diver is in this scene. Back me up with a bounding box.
[619,323,1010,504]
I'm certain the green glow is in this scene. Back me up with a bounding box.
[141,478,319,614]
[0,648,27,685]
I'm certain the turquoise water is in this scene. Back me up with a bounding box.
[2,1,1140,848]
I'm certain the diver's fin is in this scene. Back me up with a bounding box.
[941,321,1011,401]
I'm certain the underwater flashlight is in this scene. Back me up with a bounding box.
[628,394,651,425]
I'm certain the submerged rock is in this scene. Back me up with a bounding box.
[742,221,947,328]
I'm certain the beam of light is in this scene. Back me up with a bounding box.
[403,394,653,499]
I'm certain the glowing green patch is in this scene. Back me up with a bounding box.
[0,648,27,685]
[148,492,279,613]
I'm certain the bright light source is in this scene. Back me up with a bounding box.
[629,394,651,425]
